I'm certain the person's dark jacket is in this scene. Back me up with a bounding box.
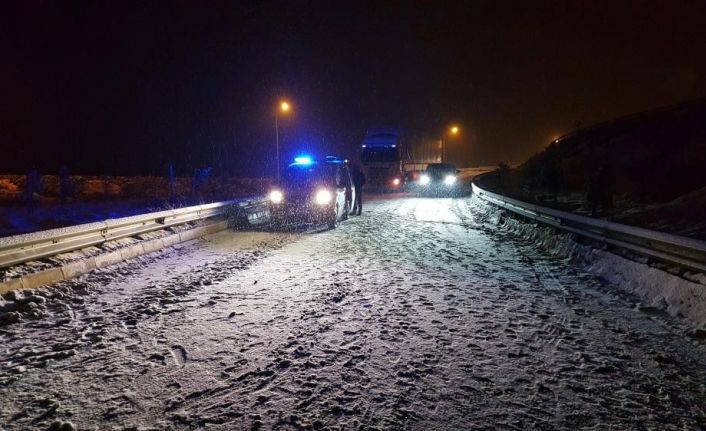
[352,171,366,188]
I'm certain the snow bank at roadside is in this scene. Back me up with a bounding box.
[475,197,706,330]
[582,248,706,330]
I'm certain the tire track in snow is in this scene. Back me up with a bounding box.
[0,195,704,430]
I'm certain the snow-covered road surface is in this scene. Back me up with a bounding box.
[1,194,705,430]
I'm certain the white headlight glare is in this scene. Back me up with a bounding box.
[444,175,456,185]
[315,189,333,205]
[419,174,430,185]
[269,190,283,204]
[392,178,401,186]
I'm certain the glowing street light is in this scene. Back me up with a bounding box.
[442,125,460,162]
[275,100,292,181]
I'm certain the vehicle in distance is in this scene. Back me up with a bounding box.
[268,156,354,229]
[418,163,460,196]
[360,127,446,191]
[360,128,405,191]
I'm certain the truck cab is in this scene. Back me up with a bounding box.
[360,128,404,190]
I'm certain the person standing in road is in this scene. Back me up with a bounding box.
[351,165,366,215]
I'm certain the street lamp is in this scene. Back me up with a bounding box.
[275,100,292,181]
[442,125,460,162]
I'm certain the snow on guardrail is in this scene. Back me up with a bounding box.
[0,197,268,269]
[472,183,706,273]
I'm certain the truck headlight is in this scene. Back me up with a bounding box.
[419,174,430,185]
[314,189,333,205]
[269,190,283,204]
[444,175,456,185]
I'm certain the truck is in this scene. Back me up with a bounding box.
[360,128,442,190]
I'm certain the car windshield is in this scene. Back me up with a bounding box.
[426,164,456,175]
[282,163,336,186]
[361,147,400,163]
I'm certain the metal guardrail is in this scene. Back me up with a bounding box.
[472,183,706,272]
[0,197,268,269]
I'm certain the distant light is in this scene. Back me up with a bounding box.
[314,189,333,205]
[280,101,291,112]
[391,144,397,148]
[450,126,459,135]
[444,175,456,185]
[419,174,430,185]
[392,178,401,186]
[294,156,313,164]
[269,189,283,204]
[361,144,367,148]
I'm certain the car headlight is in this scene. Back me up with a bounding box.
[269,190,283,204]
[444,175,456,185]
[314,189,333,205]
[392,178,401,186]
[419,174,430,185]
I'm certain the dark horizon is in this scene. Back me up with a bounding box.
[2,0,706,176]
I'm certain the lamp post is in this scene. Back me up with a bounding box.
[442,125,460,163]
[275,101,291,181]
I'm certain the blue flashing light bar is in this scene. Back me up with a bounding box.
[293,156,313,165]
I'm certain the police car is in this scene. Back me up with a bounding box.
[268,156,354,229]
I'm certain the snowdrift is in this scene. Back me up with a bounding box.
[478,199,706,329]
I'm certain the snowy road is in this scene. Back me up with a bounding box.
[1,194,705,430]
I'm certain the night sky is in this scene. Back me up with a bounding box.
[2,0,706,176]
